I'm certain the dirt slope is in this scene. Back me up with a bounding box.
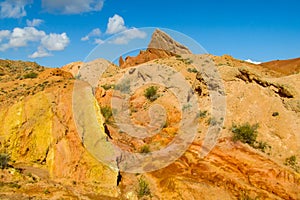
[261,57,300,75]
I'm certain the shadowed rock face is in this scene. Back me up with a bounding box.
[148,29,192,55]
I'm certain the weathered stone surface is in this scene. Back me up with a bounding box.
[148,29,192,55]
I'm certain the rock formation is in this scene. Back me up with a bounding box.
[0,30,299,199]
[148,29,192,54]
[119,29,192,68]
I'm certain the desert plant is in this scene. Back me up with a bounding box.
[231,123,272,154]
[140,145,150,154]
[196,107,208,117]
[101,84,114,90]
[0,153,10,169]
[24,72,38,79]
[207,117,217,126]
[284,155,299,172]
[231,123,258,146]
[144,86,158,101]
[100,106,113,123]
[187,68,198,73]
[137,177,151,198]
[285,155,297,166]
[182,104,192,111]
[255,141,271,153]
[115,79,131,93]
[44,189,50,194]
[8,182,21,189]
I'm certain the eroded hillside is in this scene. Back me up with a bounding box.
[0,30,299,199]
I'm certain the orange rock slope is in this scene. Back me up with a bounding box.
[0,29,299,199]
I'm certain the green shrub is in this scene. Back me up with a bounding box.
[144,86,158,101]
[115,79,130,93]
[101,84,114,90]
[0,153,10,169]
[137,177,151,198]
[139,145,150,154]
[24,72,38,79]
[197,110,208,118]
[231,123,258,146]
[231,123,272,153]
[285,155,299,172]
[187,68,198,73]
[100,106,113,123]
[285,155,297,166]
[8,182,21,189]
[44,189,50,194]
[207,117,217,126]
[255,141,271,153]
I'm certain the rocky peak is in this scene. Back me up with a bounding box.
[148,29,192,55]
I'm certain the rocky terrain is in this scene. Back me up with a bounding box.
[0,29,299,199]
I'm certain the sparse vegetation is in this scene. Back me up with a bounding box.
[8,182,21,189]
[231,123,271,153]
[0,153,10,169]
[0,181,21,189]
[115,79,131,93]
[256,141,271,153]
[144,86,158,101]
[284,155,299,172]
[232,123,258,146]
[182,104,192,111]
[100,106,113,124]
[137,177,151,198]
[176,57,193,65]
[24,72,38,79]
[185,58,193,64]
[101,84,114,90]
[44,189,50,194]
[207,117,217,126]
[139,145,150,154]
[187,68,198,73]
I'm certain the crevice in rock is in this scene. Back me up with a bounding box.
[103,123,112,139]
[117,171,122,186]
[41,146,49,165]
[236,68,294,99]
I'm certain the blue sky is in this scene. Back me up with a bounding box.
[0,0,299,67]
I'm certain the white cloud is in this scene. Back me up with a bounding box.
[0,27,70,58]
[81,28,101,41]
[110,28,146,45]
[41,33,70,51]
[26,19,44,27]
[0,0,31,18]
[105,14,147,45]
[245,59,262,65]
[29,46,52,58]
[94,38,104,45]
[42,0,104,14]
[0,27,46,51]
[81,36,89,41]
[106,14,126,34]
[0,30,10,42]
